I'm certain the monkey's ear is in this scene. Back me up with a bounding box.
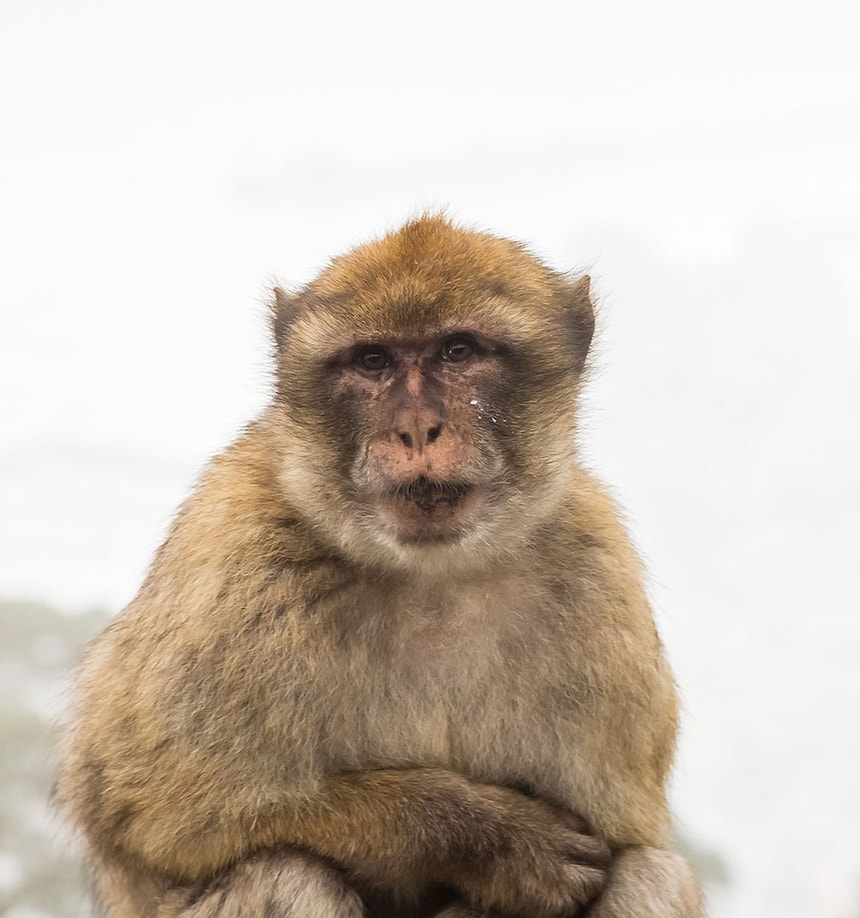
[270,286,301,348]
[562,274,595,370]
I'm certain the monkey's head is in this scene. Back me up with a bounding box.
[271,216,594,575]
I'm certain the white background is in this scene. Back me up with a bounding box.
[1,1,859,915]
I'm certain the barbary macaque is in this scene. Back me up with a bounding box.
[56,215,704,917]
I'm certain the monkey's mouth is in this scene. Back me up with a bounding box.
[378,476,478,543]
[391,477,473,512]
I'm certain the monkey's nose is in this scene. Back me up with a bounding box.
[393,410,443,452]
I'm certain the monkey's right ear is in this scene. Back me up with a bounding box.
[270,287,301,348]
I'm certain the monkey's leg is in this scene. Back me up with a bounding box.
[156,850,364,918]
[587,846,704,918]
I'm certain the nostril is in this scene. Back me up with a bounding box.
[426,424,442,445]
[398,431,413,449]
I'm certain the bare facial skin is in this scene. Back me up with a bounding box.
[56,216,704,918]
[340,333,506,546]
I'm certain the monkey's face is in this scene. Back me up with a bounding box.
[327,330,513,547]
[272,218,593,574]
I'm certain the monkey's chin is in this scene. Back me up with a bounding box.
[376,487,481,546]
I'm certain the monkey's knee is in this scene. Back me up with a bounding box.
[587,846,704,918]
[157,850,364,918]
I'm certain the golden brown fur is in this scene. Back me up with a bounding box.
[56,216,703,917]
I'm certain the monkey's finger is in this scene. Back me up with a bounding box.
[561,812,591,834]
[564,833,612,867]
[563,864,608,904]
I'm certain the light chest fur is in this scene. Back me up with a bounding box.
[285,568,597,806]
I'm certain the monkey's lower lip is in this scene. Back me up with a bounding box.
[390,477,473,511]
[378,478,478,542]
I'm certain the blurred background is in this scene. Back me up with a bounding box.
[1,0,858,915]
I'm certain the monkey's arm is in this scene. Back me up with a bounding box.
[553,663,704,918]
[76,765,607,917]
[538,485,706,917]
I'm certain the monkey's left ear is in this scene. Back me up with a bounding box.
[562,274,595,370]
[270,287,301,348]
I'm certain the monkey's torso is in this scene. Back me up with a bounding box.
[61,428,677,877]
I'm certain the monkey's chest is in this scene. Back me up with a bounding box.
[316,602,584,790]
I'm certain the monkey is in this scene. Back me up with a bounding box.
[55,215,704,918]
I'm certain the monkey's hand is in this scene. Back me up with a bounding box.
[450,783,610,917]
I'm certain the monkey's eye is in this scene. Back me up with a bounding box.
[440,335,477,363]
[355,346,392,373]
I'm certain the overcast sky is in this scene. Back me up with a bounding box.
[2,2,859,916]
